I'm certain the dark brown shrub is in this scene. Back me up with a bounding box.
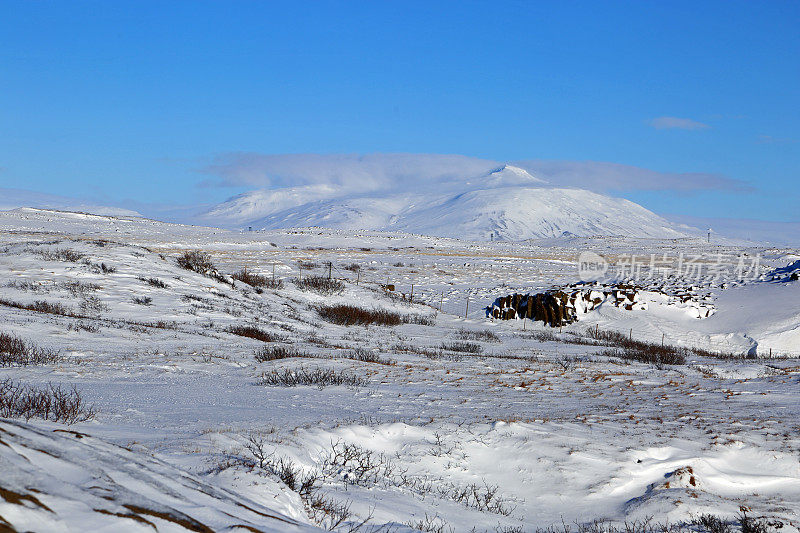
[232,268,284,289]
[588,328,687,365]
[293,276,345,295]
[317,304,403,326]
[0,298,75,317]
[440,341,483,354]
[0,378,95,423]
[139,277,168,288]
[177,250,215,273]
[228,325,283,343]
[257,367,367,388]
[0,332,60,366]
[255,345,312,362]
[344,348,392,365]
[37,248,85,262]
[318,304,434,327]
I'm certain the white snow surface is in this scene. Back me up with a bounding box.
[1,209,799,532]
[0,419,316,532]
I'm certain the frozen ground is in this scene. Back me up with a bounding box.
[1,209,799,532]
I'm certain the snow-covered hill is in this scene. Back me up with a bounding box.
[201,165,689,240]
[0,187,141,217]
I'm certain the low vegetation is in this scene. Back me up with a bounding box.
[456,328,500,342]
[227,325,284,343]
[139,276,168,288]
[317,304,434,327]
[254,345,311,362]
[132,296,153,306]
[0,378,96,423]
[524,327,735,365]
[0,332,60,366]
[440,341,483,354]
[177,250,215,273]
[232,268,284,289]
[35,248,85,262]
[343,347,392,365]
[293,276,345,295]
[587,329,687,365]
[257,367,368,388]
[0,297,74,317]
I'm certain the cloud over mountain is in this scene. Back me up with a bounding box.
[199,152,750,195]
[512,160,751,194]
[199,152,505,192]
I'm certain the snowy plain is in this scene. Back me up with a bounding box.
[1,208,799,532]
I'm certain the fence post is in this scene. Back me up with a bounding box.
[410,284,413,303]
[439,292,443,311]
[272,263,275,283]
[356,270,360,285]
[662,333,665,347]
[465,297,469,318]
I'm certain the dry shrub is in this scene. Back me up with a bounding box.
[317,304,433,327]
[0,332,60,366]
[36,248,85,262]
[0,378,96,423]
[440,341,483,354]
[62,280,102,296]
[68,322,100,333]
[318,304,402,326]
[139,277,168,288]
[232,268,284,289]
[0,297,74,317]
[255,345,312,362]
[344,348,392,365]
[456,328,500,342]
[298,261,319,269]
[257,367,367,388]
[177,250,215,273]
[293,276,345,295]
[589,329,686,365]
[132,296,153,306]
[227,325,284,343]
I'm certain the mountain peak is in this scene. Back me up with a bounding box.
[483,165,547,187]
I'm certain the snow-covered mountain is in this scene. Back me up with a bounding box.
[201,165,689,240]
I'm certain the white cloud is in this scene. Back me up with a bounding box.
[199,152,503,191]
[197,152,750,196]
[648,116,710,130]
[511,160,751,193]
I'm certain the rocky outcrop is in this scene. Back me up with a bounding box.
[489,284,653,327]
[489,282,715,326]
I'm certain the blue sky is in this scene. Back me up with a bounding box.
[1,1,798,221]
